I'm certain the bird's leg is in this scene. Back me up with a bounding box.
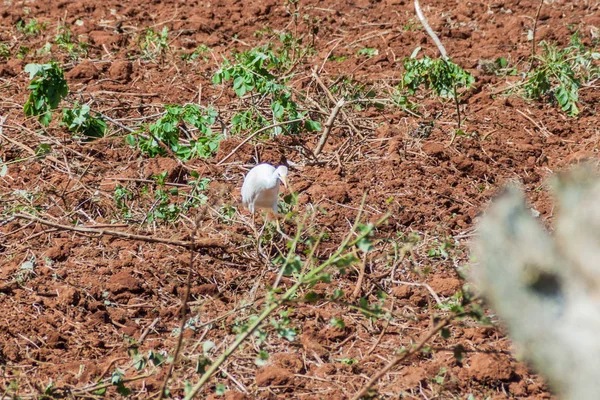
[252,212,268,260]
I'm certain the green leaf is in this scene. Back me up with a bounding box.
[440,327,451,339]
[116,383,131,396]
[304,119,321,132]
[24,63,45,79]
[202,341,216,355]
[215,383,226,396]
[357,237,373,253]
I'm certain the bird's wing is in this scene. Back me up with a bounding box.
[241,167,277,207]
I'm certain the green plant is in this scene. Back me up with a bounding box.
[328,54,348,62]
[139,26,169,61]
[131,104,219,160]
[147,172,181,223]
[402,47,474,129]
[61,102,107,138]
[17,18,46,36]
[524,34,600,116]
[17,45,30,59]
[213,44,321,136]
[114,185,133,218]
[330,77,383,111]
[24,62,69,126]
[479,57,515,76]
[36,42,52,57]
[0,43,10,59]
[218,204,237,224]
[356,47,378,58]
[110,368,131,396]
[55,25,88,60]
[15,257,36,283]
[146,171,210,223]
[182,171,210,211]
[181,44,210,62]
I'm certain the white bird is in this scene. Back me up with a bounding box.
[241,164,288,218]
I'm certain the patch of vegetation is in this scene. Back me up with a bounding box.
[330,77,384,111]
[17,45,30,60]
[17,18,47,36]
[55,25,88,60]
[328,54,348,63]
[524,33,600,116]
[24,62,69,126]
[145,171,209,223]
[139,26,169,62]
[114,185,133,218]
[402,47,474,129]
[213,41,321,136]
[129,104,219,160]
[479,56,516,76]
[181,44,210,62]
[356,47,378,58]
[0,43,10,60]
[183,212,386,398]
[61,102,107,139]
[35,42,52,57]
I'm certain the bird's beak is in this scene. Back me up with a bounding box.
[280,177,288,189]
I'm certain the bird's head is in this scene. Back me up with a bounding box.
[276,165,288,188]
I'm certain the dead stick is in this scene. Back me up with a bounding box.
[311,68,363,140]
[351,253,367,300]
[314,98,345,157]
[414,0,448,59]
[216,118,304,166]
[351,315,453,400]
[13,213,224,249]
[529,0,544,72]
[158,219,198,399]
[366,298,395,356]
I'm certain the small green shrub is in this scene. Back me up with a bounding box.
[55,26,88,60]
[403,50,474,99]
[0,44,10,60]
[213,44,321,136]
[139,26,169,61]
[524,34,600,116]
[17,18,46,36]
[24,62,69,126]
[61,102,107,138]
[130,104,219,160]
[402,48,474,128]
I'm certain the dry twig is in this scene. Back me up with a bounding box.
[158,217,199,399]
[414,0,448,60]
[314,98,346,157]
[13,213,224,249]
[351,315,454,400]
[529,0,545,72]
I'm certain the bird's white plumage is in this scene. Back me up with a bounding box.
[242,164,288,214]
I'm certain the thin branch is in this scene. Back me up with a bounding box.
[351,252,368,300]
[311,68,363,139]
[12,213,225,249]
[351,315,453,400]
[158,217,199,399]
[414,0,448,60]
[314,98,345,157]
[529,0,544,72]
